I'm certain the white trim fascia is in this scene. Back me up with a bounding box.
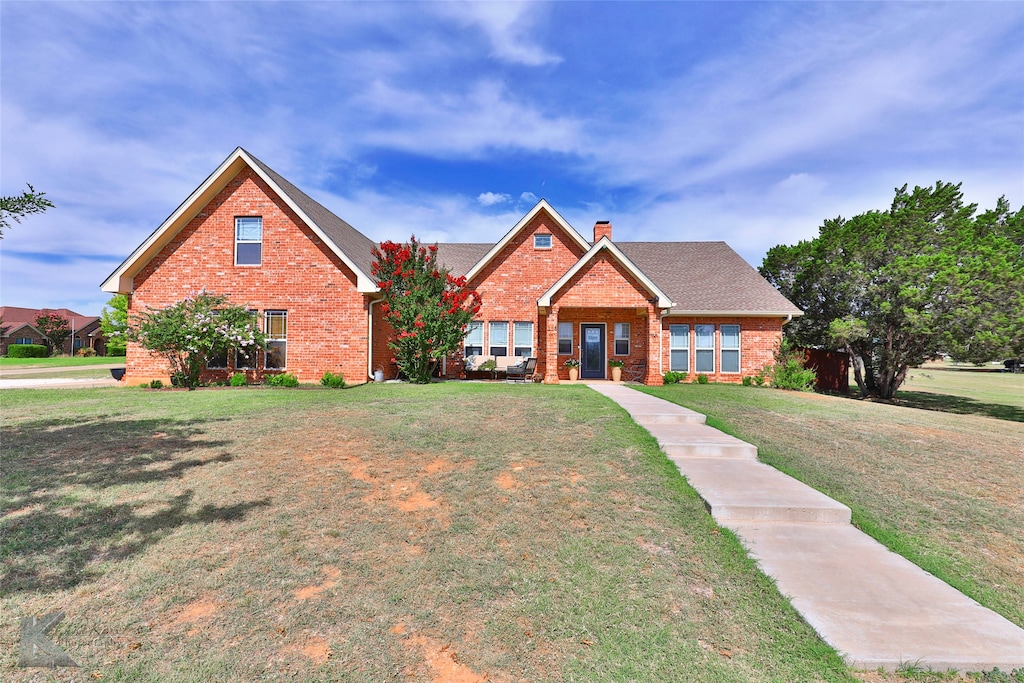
[463,199,590,283]
[538,237,674,308]
[665,310,804,318]
[100,148,378,295]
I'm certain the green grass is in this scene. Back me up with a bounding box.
[0,355,123,368]
[1,384,853,682]
[897,361,1024,421]
[641,380,1024,631]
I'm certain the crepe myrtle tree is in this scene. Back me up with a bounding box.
[372,236,482,384]
[127,291,265,389]
[34,311,71,355]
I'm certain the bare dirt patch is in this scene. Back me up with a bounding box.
[406,634,488,683]
[294,566,341,600]
[494,472,518,490]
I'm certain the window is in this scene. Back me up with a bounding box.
[464,321,483,357]
[533,234,552,249]
[488,321,508,356]
[15,337,33,345]
[695,324,715,373]
[558,322,573,355]
[265,310,287,369]
[235,217,263,266]
[207,347,229,369]
[721,324,740,373]
[614,323,630,355]
[669,325,689,372]
[235,347,257,370]
[513,322,533,357]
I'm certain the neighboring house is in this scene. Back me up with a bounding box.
[0,306,104,356]
[101,148,801,386]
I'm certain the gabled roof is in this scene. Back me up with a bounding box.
[462,200,591,282]
[100,148,378,295]
[538,237,674,308]
[618,242,802,316]
[0,307,101,336]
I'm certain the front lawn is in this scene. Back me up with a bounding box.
[641,381,1024,630]
[1,384,852,682]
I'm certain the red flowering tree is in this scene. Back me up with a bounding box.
[34,311,71,355]
[372,236,481,383]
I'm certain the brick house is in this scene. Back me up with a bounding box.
[0,306,104,356]
[101,148,801,385]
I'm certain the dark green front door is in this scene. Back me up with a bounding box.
[581,323,605,379]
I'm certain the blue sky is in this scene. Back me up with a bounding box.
[2,1,1022,315]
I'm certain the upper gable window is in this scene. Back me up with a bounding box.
[235,217,263,266]
[533,234,552,249]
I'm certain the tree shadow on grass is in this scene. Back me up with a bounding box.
[896,390,1024,423]
[1,415,271,594]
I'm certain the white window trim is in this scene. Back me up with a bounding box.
[265,310,287,370]
[695,324,716,374]
[557,321,574,356]
[669,324,689,373]
[614,322,630,356]
[720,324,741,374]
[513,321,534,357]
[235,216,263,267]
[464,321,484,356]
[533,233,553,250]
[488,321,509,356]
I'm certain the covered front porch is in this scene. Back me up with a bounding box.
[541,305,662,384]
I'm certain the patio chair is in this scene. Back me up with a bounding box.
[623,359,647,383]
[505,357,537,383]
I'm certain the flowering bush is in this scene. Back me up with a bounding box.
[127,291,265,389]
[563,358,580,368]
[372,236,481,384]
[608,359,625,368]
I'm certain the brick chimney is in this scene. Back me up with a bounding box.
[594,221,612,243]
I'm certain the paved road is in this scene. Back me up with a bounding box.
[0,363,124,389]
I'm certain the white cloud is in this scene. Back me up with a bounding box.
[430,2,561,66]
[519,192,539,204]
[477,192,510,206]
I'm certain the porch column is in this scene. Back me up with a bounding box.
[543,305,560,383]
[646,305,664,385]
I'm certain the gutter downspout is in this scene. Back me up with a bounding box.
[367,298,376,382]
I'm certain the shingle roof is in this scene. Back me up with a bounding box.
[433,243,492,277]
[617,242,802,315]
[245,151,378,279]
[0,307,100,335]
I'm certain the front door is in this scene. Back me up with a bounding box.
[580,323,605,379]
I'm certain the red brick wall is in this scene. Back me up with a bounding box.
[443,209,587,379]
[127,167,370,385]
[657,316,783,384]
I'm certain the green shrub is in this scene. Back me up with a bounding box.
[608,359,625,368]
[770,339,817,391]
[7,344,48,358]
[320,371,346,388]
[662,371,687,384]
[266,372,299,387]
[106,346,127,357]
[696,373,709,384]
[480,359,497,371]
[149,379,164,389]
[229,372,247,387]
[742,376,753,386]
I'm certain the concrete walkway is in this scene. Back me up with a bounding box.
[589,383,1024,672]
